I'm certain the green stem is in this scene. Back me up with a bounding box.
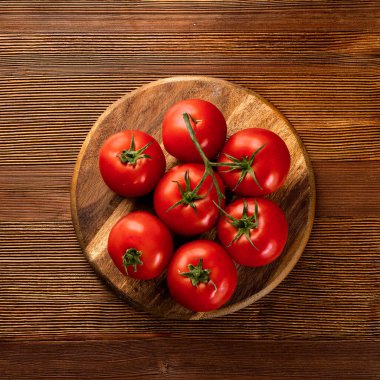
[210,146,266,191]
[213,199,259,250]
[165,170,204,213]
[179,258,218,292]
[183,113,225,205]
[118,134,153,166]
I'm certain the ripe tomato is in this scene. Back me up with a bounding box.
[99,130,166,197]
[167,240,237,311]
[162,99,227,163]
[216,128,290,196]
[107,211,173,280]
[153,163,225,236]
[217,198,288,267]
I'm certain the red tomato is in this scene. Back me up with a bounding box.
[107,211,173,280]
[99,130,166,197]
[153,163,225,236]
[167,240,237,311]
[217,198,288,267]
[162,99,227,163]
[217,128,290,196]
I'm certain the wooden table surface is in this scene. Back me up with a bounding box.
[0,1,379,379]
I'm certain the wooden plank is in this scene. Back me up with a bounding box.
[0,339,379,379]
[0,1,379,33]
[1,107,378,162]
[0,218,378,340]
[0,31,379,163]
[1,161,379,221]
[314,161,380,216]
[0,32,379,61]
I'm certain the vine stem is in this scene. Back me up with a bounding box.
[182,113,225,205]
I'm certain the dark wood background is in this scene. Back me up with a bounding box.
[0,1,379,378]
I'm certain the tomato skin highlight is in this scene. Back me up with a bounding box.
[99,130,166,197]
[217,198,288,267]
[217,128,290,196]
[162,99,227,163]
[153,163,225,236]
[107,211,173,280]
[167,240,237,312]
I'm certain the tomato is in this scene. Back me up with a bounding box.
[99,130,166,197]
[107,211,173,280]
[216,128,290,196]
[153,163,225,236]
[162,99,227,163]
[167,240,237,311]
[217,198,288,267]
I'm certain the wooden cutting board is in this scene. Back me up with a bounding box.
[71,76,315,320]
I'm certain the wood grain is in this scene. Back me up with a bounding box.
[1,161,379,222]
[1,1,379,33]
[71,76,315,319]
[0,0,379,377]
[0,218,378,340]
[1,339,379,380]
[1,30,379,165]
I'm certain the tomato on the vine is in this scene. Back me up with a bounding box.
[216,128,290,196]
[217,198,288,267]
[107,211,173,280]
[167,240,237,311]
[162,99,227,163]
[99,130,166,197]
[153,163,225,236]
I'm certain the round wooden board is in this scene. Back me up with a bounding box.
[71,76,315,320]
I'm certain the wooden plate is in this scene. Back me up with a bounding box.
[71,76,316,320]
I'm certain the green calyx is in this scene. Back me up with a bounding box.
[179,258,217,291]
[118,134,153,166]
[122,248,143,274]
[215,199,259,250]
[166,170,205,212]
[182,113,225,206]
[213,145,266,191]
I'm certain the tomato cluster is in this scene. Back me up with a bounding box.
[99,99,290,312]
